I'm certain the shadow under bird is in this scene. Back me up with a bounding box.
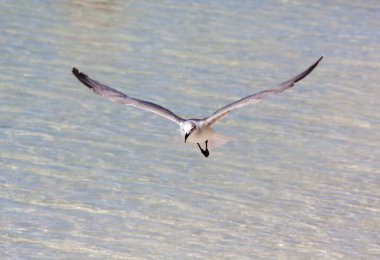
[72,56,323,158]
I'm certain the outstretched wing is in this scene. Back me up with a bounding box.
[202,56,323,126]
[72,68,185,125]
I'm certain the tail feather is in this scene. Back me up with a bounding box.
[207,130,235,149]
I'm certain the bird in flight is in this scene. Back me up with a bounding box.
[72,56,323,158]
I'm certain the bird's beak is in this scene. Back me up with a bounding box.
[185,133,189,143]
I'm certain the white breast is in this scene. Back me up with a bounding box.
[186,126,215,144]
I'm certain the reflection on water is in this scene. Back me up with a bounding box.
[1,1,379,259]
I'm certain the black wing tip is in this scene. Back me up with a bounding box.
[311,54,324,71]
[72,67,95,89]
[313,55,324,69]
[310,55,324,69]
[317,55,324,63]
[72,67,80,76]
[292,55,324,83]
[72,67,86,78]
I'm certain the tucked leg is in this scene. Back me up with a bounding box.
[197,140,210,158]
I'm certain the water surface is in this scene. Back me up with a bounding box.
[1,1,379,259]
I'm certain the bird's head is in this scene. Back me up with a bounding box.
[180,121,196,143]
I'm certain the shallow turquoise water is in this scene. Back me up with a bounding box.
[1,1,379,259]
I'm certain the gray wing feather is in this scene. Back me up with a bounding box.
[72,68,184,125]
[203,56,323,125]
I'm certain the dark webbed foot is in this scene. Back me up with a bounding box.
[197,141,210,158]
[201,148,209,157]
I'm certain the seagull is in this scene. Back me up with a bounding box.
[72,55,323,158]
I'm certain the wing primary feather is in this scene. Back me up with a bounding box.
[72,67,184,124]
[203,56,323,125]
